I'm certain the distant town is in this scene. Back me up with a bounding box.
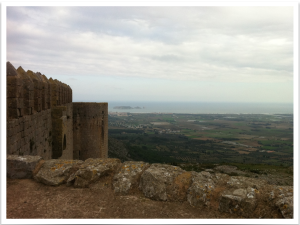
[108,111,181,134]
[113,106,144,109]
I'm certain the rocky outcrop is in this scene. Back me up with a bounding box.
[139,164,193,201]
[7,155,42,179]
[218,175,268,216]
[34,159,83,186]
[7,155,294,219]
[67,158,121,188]
[219,187,258,216]
[269,186,293,218]
[113,161,150,194]
[226,176,269,189]
[187,171,216,207]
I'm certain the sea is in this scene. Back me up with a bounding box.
[107,101,293,114]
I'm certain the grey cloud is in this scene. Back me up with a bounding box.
[151,54,183,62]
[6,6,293,83]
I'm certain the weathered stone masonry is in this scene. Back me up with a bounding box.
[6,62,108,160]
[73,102,108,160]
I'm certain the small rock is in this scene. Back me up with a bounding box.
[7,155,43,179]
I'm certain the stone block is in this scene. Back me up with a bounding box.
[7,98,24,108]
[7,85,23,98]
[24,120,30,130]
[21,137,25,146]
[16,139,21,149]
[7,108,18,119]
[7,127,14,137]
[8,141,17,153]
[7,155,43,179]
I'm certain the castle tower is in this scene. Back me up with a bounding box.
[73,102,108,160]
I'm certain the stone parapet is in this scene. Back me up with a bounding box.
[7,157,294,219]
[6,62,72,119]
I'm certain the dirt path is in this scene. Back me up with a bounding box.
[6,178,283,219]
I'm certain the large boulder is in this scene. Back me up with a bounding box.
[113,161,150,194]
[218,176,268,216]
[269,186,293,218]
[7,155,42,179]
[187,171,215,207]
[219,187,258,216]
[139,163,193,201]
[67,158,121,188]
[34,159,83,186]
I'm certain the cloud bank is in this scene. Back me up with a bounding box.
[6,6,294,102]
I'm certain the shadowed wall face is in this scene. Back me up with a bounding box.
[51,103,73,159]
[73,103,108,160]
[6,62,73,160]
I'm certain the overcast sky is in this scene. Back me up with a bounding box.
[6,6,294,103]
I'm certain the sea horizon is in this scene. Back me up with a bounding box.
[105,101,293,114]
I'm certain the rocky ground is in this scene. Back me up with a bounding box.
[6,156,292,220]
[7,178,283,219]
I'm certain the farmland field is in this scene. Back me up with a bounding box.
[108,113,293,167]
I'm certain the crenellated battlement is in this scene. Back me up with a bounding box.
[6,62,72,119]
[6,62,107,161]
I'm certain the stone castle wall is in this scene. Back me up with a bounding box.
[6,62,107,160]
[6,109,53,160]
